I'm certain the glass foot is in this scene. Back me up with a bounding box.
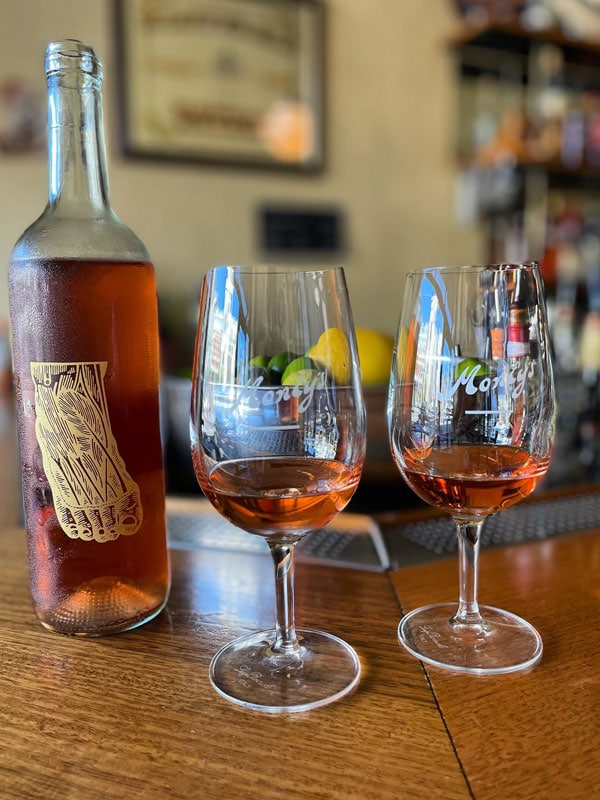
[209,628,361,713]
[398,603,543,675]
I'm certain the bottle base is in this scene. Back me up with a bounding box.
[35,577,169,636]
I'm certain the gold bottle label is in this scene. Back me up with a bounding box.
[31,361,143,543]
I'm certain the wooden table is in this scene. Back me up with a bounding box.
[390,528,600,800]
[0,394,599,799]
[0,528,467,800]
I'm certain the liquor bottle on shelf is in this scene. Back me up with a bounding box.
[576,224,600,480]
[550,201,583,377]
[8,40,170,635]
[584,91,600,168]
[507,271,531,358]
[529,44,568,163]
[560,94,585,171]
[577,311,600,480]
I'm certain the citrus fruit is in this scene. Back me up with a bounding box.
[281,356,316,384]
[247,365,270,385]
[306,327,351,384]
[250,355,271,370]
[355,328,394,386]
[267,351,298,384]
[281,368,320,386]
[454,357,490,380]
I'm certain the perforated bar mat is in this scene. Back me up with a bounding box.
[166,499,390,571]
[166,491,600,572]
[383,489,600,568]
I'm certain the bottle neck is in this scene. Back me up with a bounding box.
[47,69,110,215]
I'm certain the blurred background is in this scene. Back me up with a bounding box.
[1,0,599,510]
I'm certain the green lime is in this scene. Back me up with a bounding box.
[454,357,490,380]
[281,368,320,386]
[250,355,271,370]
[267,351,298,385]
[281,356,316,385]
[247,365,270,386]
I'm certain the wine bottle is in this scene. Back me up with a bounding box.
[8,40,170,635]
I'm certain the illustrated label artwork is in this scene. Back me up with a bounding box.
[31,362,143,543]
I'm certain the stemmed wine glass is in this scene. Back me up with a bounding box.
[191,265,366,711]
[388,262,555,674]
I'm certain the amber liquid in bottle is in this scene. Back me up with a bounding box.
[10,259,170,634]
[8,41,169,635]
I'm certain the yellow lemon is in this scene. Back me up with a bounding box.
[355,328,394,386]
[307,327,352,384]
[394,327,408,380]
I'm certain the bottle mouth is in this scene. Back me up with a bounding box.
[45,39,102,80]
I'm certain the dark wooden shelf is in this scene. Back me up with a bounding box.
[513,156,600,182]
[447,19,600,57]
[459,154,600,181]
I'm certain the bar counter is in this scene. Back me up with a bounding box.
[0,397,599,799]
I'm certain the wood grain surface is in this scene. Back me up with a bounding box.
[3,391,599,800]
[0,529,469,800]
[390,528,600,800]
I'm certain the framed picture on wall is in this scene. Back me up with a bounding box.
[114,0,324,171]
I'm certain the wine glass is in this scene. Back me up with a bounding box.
[388,262,555,674]
[191,265,366,712]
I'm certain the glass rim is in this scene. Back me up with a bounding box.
[405,261,540,277]
[206,264,345,276]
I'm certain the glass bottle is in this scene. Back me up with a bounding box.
[8,40,170,635]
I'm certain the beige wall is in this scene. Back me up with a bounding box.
[0,0,482,336]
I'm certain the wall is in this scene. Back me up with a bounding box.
[0,0,482,336]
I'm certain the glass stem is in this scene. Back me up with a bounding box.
[452,519,485,626]
[268,541,300,654]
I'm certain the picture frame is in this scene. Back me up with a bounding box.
[113,0,324,171]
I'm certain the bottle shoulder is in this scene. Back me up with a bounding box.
[9,206,151,264]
